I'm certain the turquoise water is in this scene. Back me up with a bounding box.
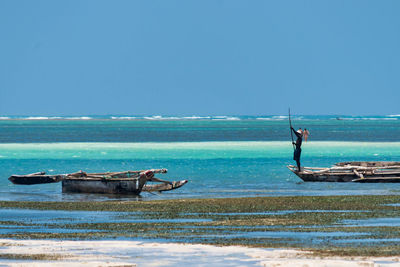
[1,115,400,142]
[1,116,400,201]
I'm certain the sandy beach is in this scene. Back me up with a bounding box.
[1,239,400,267]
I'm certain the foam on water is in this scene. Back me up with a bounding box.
[212,116,241,120]
[182,116,212,120]
[65,116,92,120]
[110,116,138,120]
[0,115,399,121]
[1,116,94,120]
[25,116,63,120]
[144,115,180,120]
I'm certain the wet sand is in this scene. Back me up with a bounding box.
[1,239,400,267]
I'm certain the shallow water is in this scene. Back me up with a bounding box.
[0,208,210,227]
[197,231,368,240]
[340,217,400,227]
[1,148,400,201]
[1,117,400,201]
[0,208,380,247]
[337,238,400,243]
[0,226,100,234]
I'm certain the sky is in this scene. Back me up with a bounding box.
[0,0,399,116]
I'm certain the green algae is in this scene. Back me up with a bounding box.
[1,195,400,256]
[1,195,400,213]
[0,253,65,260]
[0,221,34,227]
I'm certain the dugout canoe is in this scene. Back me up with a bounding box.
[288,161,400,183]
[9,169,188,194]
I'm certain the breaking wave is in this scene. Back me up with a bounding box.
[0,115,398,121]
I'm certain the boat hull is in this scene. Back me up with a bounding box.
[296,172,356,182]
[62,176,147,195]
[294,172,400,182]
[143,180,188,192]
[9,174,64,185]
[288,162,400,183]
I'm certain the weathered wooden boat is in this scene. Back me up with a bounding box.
[8,172,63,185]
[143,180,188,192]
[288,161,400,183]
[9,169,188,195]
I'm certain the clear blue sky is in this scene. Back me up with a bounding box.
[0,0,399,116]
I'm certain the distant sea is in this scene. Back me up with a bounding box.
[1,115,400,202]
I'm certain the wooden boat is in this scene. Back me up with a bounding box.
[288,161,400,183]
[9,172,63,185]
[9,169,188,195]
[143,180,188,192]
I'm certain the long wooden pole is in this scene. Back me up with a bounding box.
[289,108,295,151]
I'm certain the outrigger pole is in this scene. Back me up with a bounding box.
[289,108,295,151]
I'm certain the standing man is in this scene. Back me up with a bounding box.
[291,127,303,171]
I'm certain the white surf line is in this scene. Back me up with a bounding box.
[1,239,400,266]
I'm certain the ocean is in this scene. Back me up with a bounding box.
[1,115,400,201]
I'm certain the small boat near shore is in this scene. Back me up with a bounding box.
[288,161,400,183]
[9,169,188,195]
